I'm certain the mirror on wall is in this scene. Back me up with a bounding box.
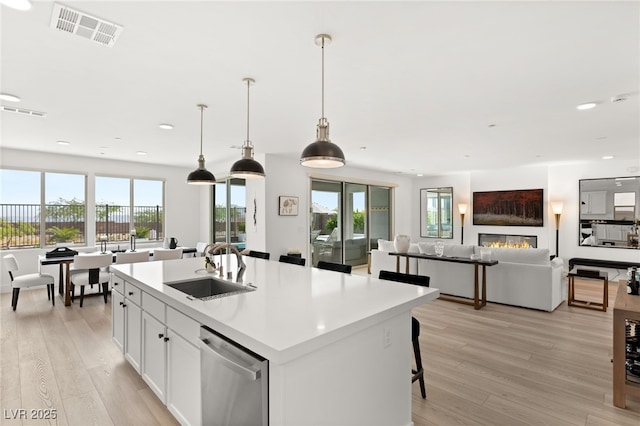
[579,177,639,249]
[420,187,453,239]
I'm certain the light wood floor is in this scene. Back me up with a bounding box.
[1,278,640,426]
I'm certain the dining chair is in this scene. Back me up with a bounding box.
[115,250,149,264]
[316,260,351,274]
[71,253,112,307]
[248,250,270,260]
[279,255,306,266]
[378,270,430,399]
[3,254,56,311]
[153,248,184,261]
[195,242,208,257]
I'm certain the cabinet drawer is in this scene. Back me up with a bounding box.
[167,306,199,343]
[124,282,142,306]
[142,292,166,323]
[111,275,124,295]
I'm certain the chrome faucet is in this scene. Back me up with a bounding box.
[204,243,246,283]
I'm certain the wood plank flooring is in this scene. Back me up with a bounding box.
[1,276,640,425]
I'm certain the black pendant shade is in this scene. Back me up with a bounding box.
[230,77,265,179]
[300,34,345,169]
[187,104,216,185]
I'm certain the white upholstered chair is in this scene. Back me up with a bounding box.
[195,242,208,257]
[153,248,183,261]
[70,253,112,307]
[3,254,55,311]
[115,250,149,264]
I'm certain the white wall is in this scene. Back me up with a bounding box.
[1,148,204,290]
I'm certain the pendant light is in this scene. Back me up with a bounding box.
[300,34,345,168]
[186,104,216,185]
[230,78,266,178]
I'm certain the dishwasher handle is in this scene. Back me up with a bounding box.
[198,337,262,381]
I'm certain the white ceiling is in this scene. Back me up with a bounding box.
[1,1,639,177]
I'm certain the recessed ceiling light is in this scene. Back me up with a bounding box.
[158,124,174,130]
[602,155,614,160]
[0,0,32,11]
[136,151,147,155]
[576,102,597,110]
[0,93,21,102]
[417,173,423,177]
[57,140,70,146]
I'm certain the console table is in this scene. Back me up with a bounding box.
[613,281,640,408]
[389,252,498,310]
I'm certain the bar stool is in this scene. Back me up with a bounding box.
[379,270,430,399]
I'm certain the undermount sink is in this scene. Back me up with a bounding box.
[166,276,255,301]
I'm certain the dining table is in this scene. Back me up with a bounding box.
[39,247,197,306]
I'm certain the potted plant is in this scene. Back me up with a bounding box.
[204,255,216,272]
[48,226,78,245]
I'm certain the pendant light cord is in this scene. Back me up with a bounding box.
[246,79,251,143]
[199,105,204,156]
[321,35,325,120]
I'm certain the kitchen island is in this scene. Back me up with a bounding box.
[110,256,439,425]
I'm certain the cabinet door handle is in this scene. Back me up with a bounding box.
[119,301,124,306]
[164,337,170,342]
[122,303,127,308]
[114,283,118,286]
[128,292,134,296]
[158,333,164,339]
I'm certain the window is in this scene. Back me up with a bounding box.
[96,176,164,243]
[0,169,86,248]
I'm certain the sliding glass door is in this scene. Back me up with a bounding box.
[311,180,343,266]
[310,179,391,267]
[213,178,246,250]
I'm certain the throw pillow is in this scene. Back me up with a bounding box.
[378,239,395,252]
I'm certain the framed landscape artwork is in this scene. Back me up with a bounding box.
[473,189,544,226]
[279,196,299,216]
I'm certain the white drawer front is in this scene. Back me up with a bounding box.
[124,282,142,306]
[167,306,199,343]
[142,292,166,323]
[111,275,124,295]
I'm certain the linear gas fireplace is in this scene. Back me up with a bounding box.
[478,233,537,248]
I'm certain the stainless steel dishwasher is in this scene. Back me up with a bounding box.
[199,326,268,425]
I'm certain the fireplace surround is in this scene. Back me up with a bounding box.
[478,233,537,248]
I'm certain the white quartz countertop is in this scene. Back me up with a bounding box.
[111,256,439,363]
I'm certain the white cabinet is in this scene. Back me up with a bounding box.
[111,277,142,374]
[142,311,167,402]
[111,290,125,352]
[124,282,142,373]
[581,191,607,215]
[166,309,201,426]
[136,294,201,426]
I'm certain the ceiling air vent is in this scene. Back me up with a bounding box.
[1,105,47,117]
[50,3,123,47]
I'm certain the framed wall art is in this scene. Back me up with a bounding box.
[473,189,543,226]
[279,196,299,216]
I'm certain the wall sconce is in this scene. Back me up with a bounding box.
[130,229,136,252]
[99,234,108,254]
[551,201,563,257]
[458,203,468,245]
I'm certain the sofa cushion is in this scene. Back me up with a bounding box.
[378,239,395,252]
[444,244,475,258]
[418,242,436,255]
[488,247,550,265]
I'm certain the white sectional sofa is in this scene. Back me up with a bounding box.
[371,240,566,312]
